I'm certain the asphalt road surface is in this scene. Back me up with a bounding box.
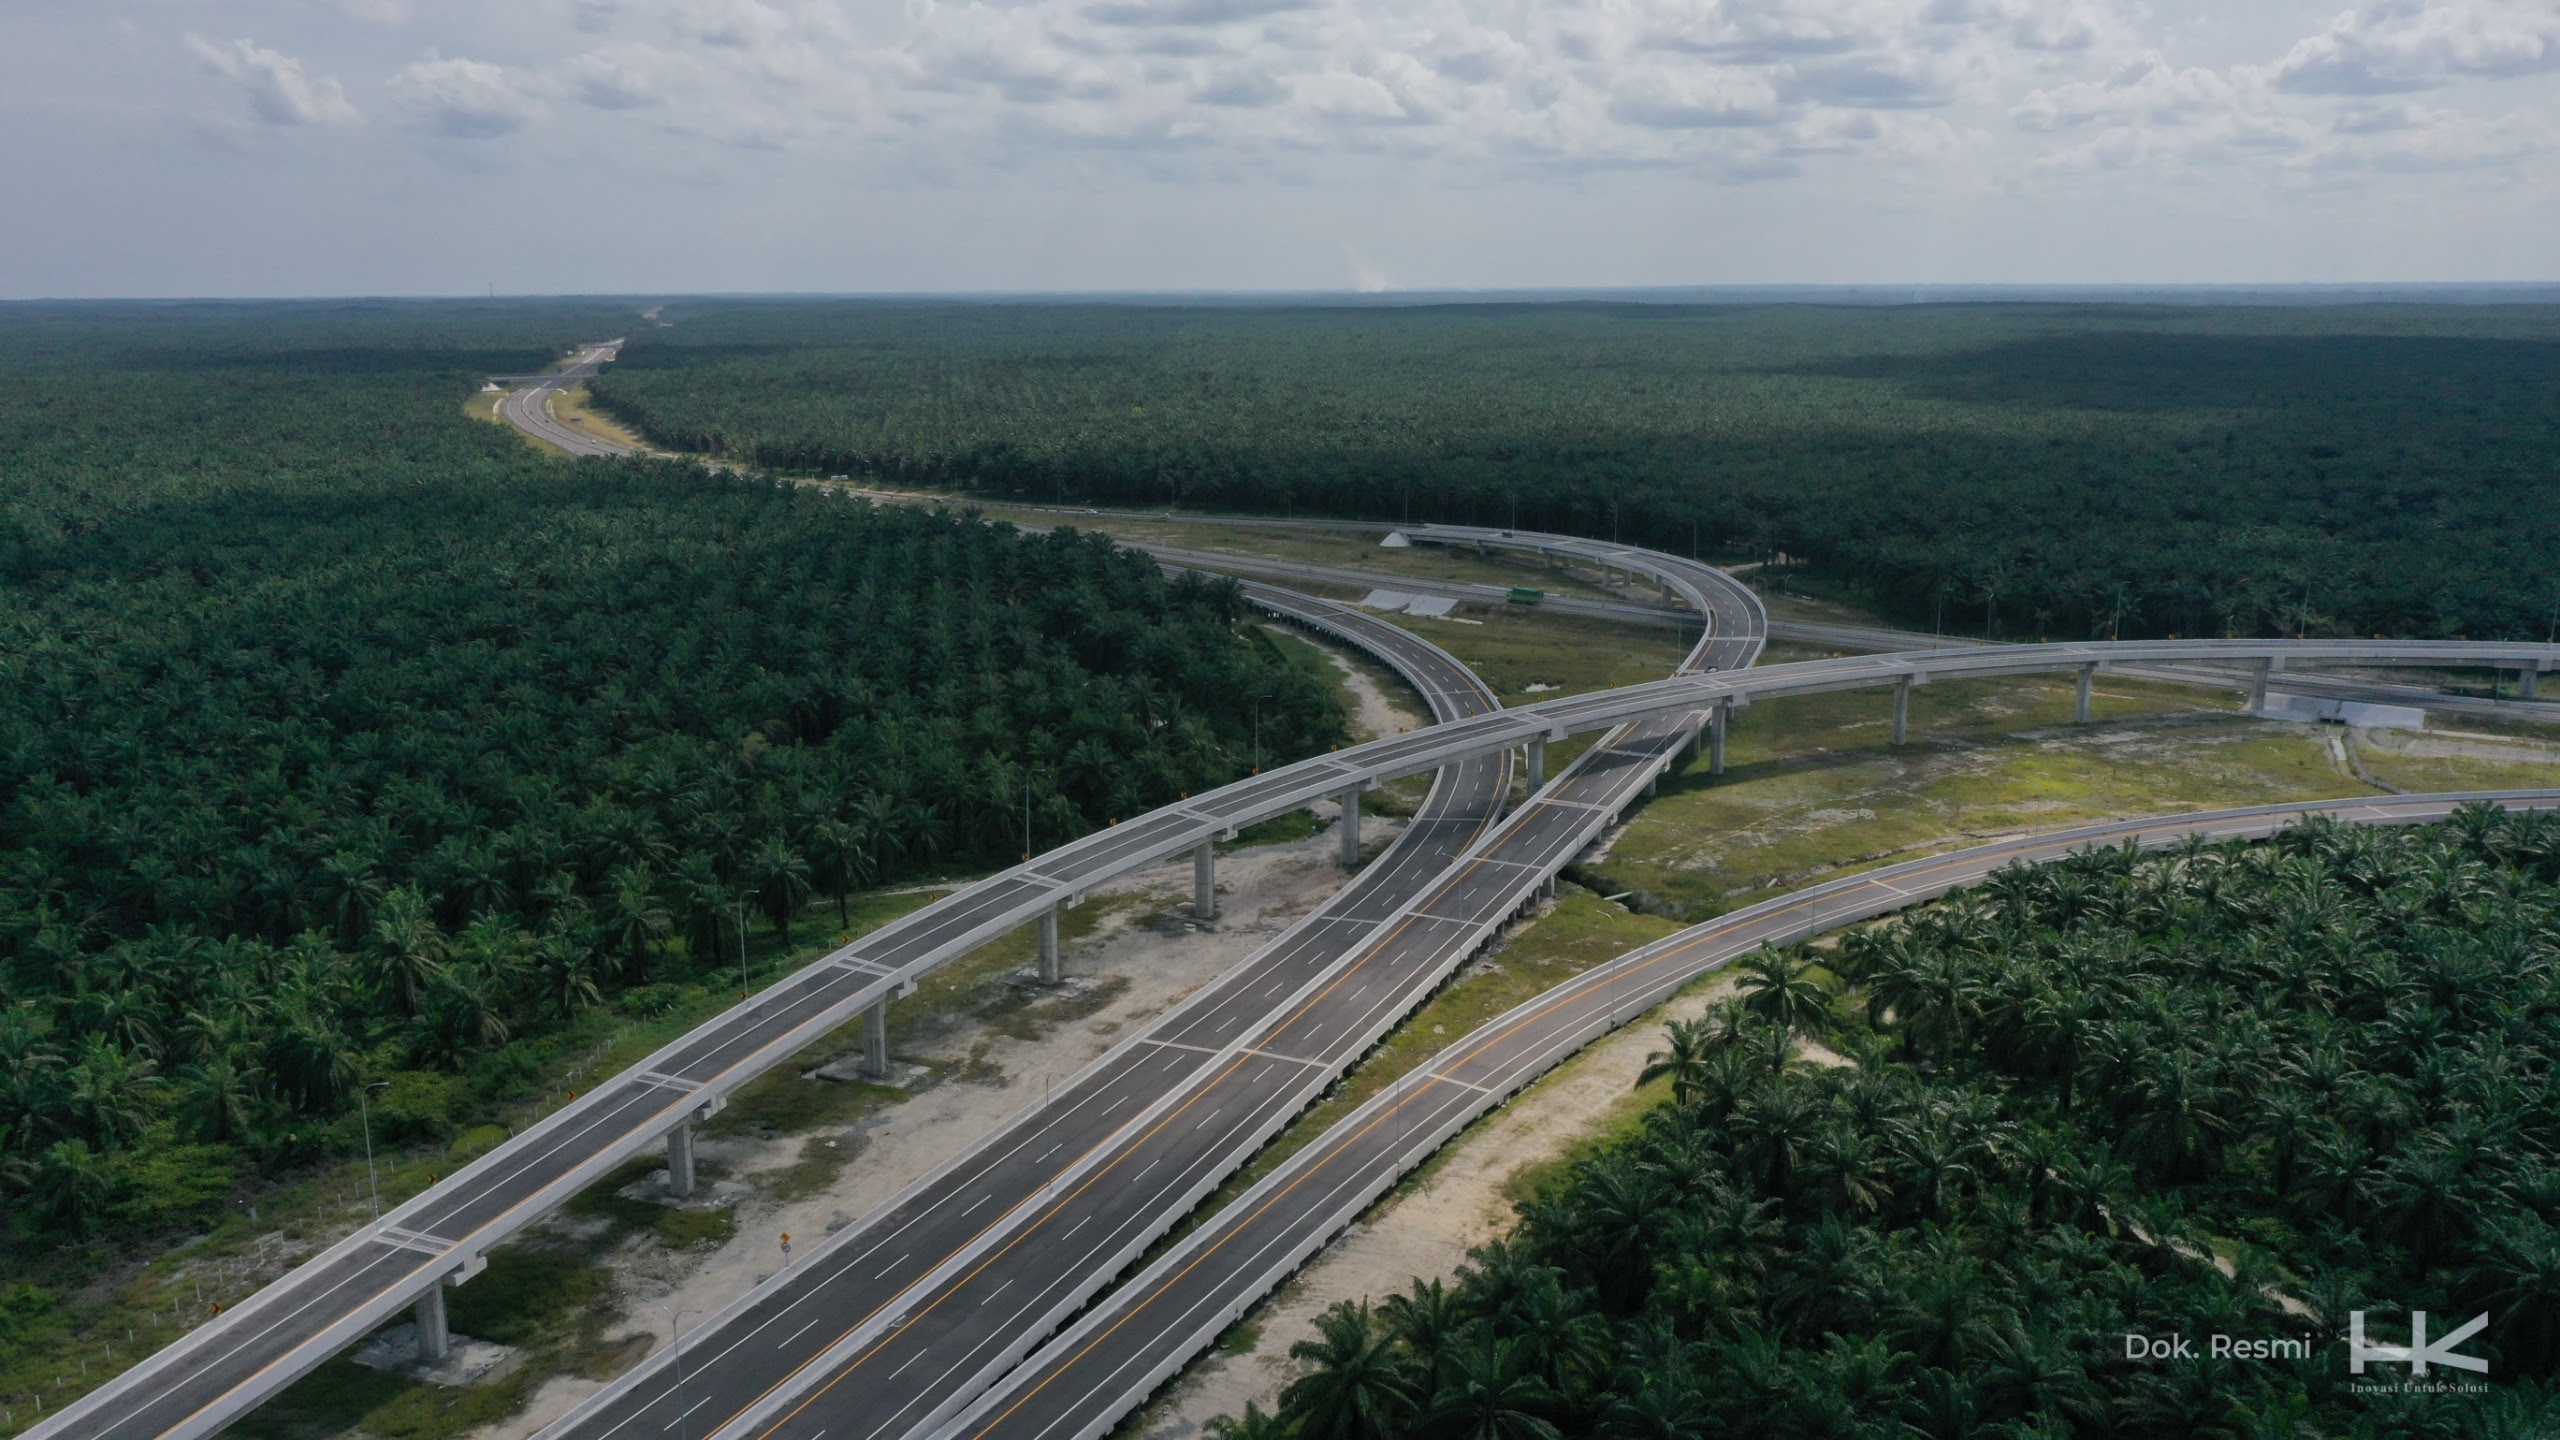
[937,788,2560,1440]
[528,583,1521,1440]
[36,580,1501,1440]
[497,342,630,458]
[535,547,1768,1440]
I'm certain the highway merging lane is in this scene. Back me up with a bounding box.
[41,359,1511,1440]
[519,588,1517,1440]
[64,358,2549,1440]
[935,787,2560,1440]
[536,544,1767,1440]
[498,342,630,458]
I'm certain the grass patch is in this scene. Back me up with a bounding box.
[2351,725,2560,794]
[564,1158,738,1250]
[752,1134,868,1205]
[1223,809,1322,849]
[982,511,1628,608]
[705,892,1150,1141]
[547,386,652,450]
[1394,607,1695,705]
[1582,673,2388,916]
[230,1200,653,1440]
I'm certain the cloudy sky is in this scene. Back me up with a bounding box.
[4,0,2556,296]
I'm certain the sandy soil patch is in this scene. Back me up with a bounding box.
[472,630,1437,1440]
[478,814,1395,1440]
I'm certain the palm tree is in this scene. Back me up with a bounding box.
[1598,1382,1708,1440]
[1283,1301,1416,1440]
[1732,946,1832,1043]
[63,1035,161,1148]
[1635,1018,1714,1105]
[26,1138,114,1237]
[599,864,673,982]
[176,1054,260,1143]
[538,934,605,1019]
[2468,1213,2560,1371]
[2122,1049,2237,1182]
[1414,1335,1561,1440]
[1729,1080,1823,1197]
[751,837,815,941]
[1380,1278,1471,1393]
[368,884,446,1016]
[1205,1403,1294,1440]
[805,818,872,926]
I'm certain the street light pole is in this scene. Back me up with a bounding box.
[358,1080,391,1221]
[653,1303,700,1440]
[734,890,760,1000]
[1603,891,1634,1025]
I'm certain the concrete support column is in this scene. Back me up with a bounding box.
[1192,842,1217,922]
[1526,738,1546,790]
[415,1283,450,1363]
[862,1000,890,1078]
[667,1123,696,1199]
[2075,664,2097,724]
[1037,906,1061,983]
[1892,678,1913,746]
[2250,658,2272,714]
[2523,665,2539,700]
[1337,788,1362,867]
[1710,700,1730,777]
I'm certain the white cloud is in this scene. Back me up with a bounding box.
[392,53,546,137]
[2272,0,2560,94]
[312,0,408,24]
[186,34,361,126]
[567,50,663,108]
[2012,52,2242,132]
[175,0,2560,196]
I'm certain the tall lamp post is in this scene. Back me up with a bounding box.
[358,1079,391,1221]
[1603,890,1635,1025]
[733,888,761,1000]
[650,1302,702,1440]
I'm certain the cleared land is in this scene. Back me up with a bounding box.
[1123,582,2560,1440]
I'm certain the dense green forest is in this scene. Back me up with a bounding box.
[1233,811,2560,1439]
[0,303,1339,1246]
[587,301,2560,642]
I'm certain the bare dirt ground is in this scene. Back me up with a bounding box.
[467,635,1430,1440]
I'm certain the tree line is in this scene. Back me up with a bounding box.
[0,303,1341,1245]
[1229,809,2560,1439]
[587,299,2560,643]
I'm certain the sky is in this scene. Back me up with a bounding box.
[3,0,2557,297]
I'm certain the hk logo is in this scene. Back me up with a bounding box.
[2350,1311,2489,1377]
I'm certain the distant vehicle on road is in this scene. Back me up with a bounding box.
[1508,586,1545,606]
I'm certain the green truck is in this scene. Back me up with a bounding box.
[1507,586,1546,606]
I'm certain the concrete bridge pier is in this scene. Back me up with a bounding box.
[1192,842,1217,922]
[1337,788,1362,866]
[415,1284,450,1363]
[2075,663,2098,723]
[1892,677,1914,746]
[2250,657,2277,713]
[1037,906,1061,983]
[667,1123,697,1199]
[2522,663,2540,700]
[862,1001,891,1077]
[1710,699,1730,776]
[1526,738,1546,790]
